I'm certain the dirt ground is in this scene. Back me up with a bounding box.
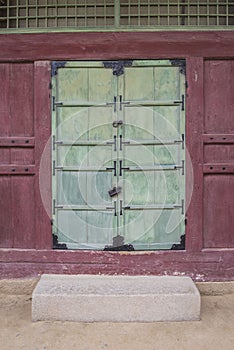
[0,287,234,350]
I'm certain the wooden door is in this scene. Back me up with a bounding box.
[52,60,185,250]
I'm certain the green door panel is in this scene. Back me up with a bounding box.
[57,66,115,103]
[57,171,112,206]
[52,60,185,250]
[57,106,114,141]
[122,209,183,250]
[123,170,181,205]
[57,210,116,249]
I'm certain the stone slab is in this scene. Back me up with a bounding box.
[32,274,201,322]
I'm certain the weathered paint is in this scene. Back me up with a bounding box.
[0,31,233,280]
[52,60,185,250]
[0,249,233,281]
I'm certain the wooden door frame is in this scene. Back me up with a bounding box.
[0,31,234,280]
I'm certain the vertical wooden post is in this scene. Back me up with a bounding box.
[185,57,204,252]
[34,61,52,249]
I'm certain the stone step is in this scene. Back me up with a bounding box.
[32,274,201,322]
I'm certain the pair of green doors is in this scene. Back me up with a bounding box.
[52,60,185,250]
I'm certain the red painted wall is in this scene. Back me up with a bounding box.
[0,62,51,249]
[0,32,233,280]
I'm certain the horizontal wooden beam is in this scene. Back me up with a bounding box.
[1,31,234,61]
[0,249,233,281]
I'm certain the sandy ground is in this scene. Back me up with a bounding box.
[0,291,234,350]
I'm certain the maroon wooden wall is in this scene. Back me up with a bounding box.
[0,32,233,280]
[203,61,234,248]
[0,62,51,250]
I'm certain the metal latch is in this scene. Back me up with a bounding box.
[112,120,123,128]
[108,186,121,197]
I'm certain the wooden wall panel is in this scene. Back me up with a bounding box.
[9,64,34,137]
[0,63,36,249]
[0,148,10,164]
[204,60,234,134]
[204,144,234,163]
[0,177,13,247]
[203,60,234,249]
[11,149,34,165]
[0,64,10,136]
[203,175,234,248]
[11,176,35,248]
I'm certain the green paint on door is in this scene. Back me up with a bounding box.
[52,60,185,250]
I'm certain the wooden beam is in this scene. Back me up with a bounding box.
[34,61,52,250]
[0,248,233,281]
[0,32,234,61]
[185,57,204,252]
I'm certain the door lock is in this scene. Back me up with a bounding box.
[112,120,123,128]
[108,186,121,197]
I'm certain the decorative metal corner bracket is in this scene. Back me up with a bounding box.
[103,60,133,76]
[170,59,186,75]
[171,234,185,250]
[52,233,68,250]
[51,61,67,77]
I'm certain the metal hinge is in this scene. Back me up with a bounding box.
[106,135,117,151]
[52,96,63,111]
[174,160,184,175]
[174,95,185,111]
[181,94,185,111]
[174,134,184,149]
[52,96,55,111]
[173,199,185,215]
[106,161,117,176]
[53,199,56,214]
